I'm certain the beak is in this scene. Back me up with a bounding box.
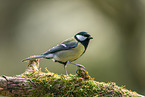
[89,36,93,39]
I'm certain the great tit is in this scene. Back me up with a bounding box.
[22,32,93,75]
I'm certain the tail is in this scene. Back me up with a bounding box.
[22,55,44,62]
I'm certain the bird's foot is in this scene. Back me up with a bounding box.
[76,65,85,73]
[77,64,85,69]
[76,67,93,80]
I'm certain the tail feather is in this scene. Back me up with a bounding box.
[22,55,44,62]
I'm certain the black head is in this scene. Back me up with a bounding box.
[74,32,93,49]
[75,32,93,42]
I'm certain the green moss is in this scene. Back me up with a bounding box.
[22,68,143,97]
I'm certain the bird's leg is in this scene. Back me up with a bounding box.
[67,61,85,69]
[67,61,85,73]
[64,64,68,76]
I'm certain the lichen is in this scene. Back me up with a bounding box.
[22,68,143,97]
[1,59,143,97]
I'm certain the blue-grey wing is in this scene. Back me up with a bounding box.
[43,38,78,55]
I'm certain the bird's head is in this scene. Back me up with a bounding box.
[74,32,93,42]
[74,32,93,49]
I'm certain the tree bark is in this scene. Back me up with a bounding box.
[0,59,144,97]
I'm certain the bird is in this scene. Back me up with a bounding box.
[22,32,93,75]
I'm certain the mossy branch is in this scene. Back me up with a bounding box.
[0,59,144,97]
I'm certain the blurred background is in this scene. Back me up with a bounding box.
[0,0,145,95]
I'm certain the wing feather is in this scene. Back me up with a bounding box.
[43,38,78,55]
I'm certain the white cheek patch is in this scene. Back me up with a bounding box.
[76,35,87,41]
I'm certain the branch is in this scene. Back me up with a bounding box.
[0,59,144,97]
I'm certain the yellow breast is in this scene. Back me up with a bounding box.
[54,42,85,62]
